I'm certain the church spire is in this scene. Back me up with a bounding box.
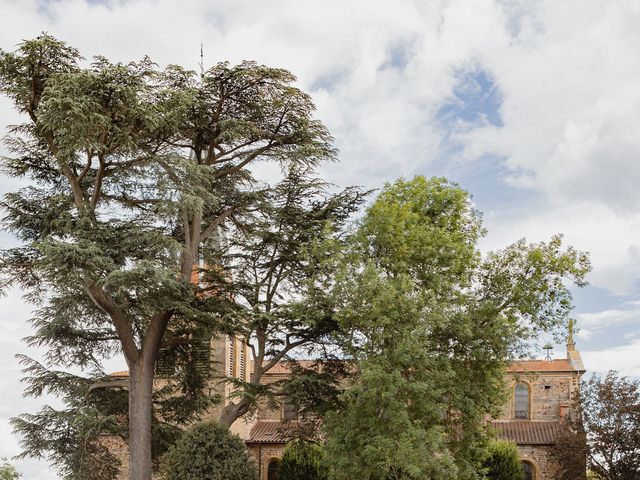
[567,318,576,353]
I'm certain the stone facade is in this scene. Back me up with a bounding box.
[247,443,285,480]
[104,335,586,480]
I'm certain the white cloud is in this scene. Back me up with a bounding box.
[2,0,640,475]
[448,1,640,296]
[582,339,640,377]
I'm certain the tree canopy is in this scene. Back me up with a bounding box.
[323,177,590,480]
[579,372,640,480]
[0,459,21,480]
[0,34,347,480]
[159,421,258,480]
[0,35,593,480]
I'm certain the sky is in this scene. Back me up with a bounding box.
[1,0,640,477]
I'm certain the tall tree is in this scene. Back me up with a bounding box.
[324,177,590,480]
[577,372,640,480]
[0,34,336,480]
[216,164,364,427]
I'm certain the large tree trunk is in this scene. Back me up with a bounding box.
[128,359,155,480]
[219,397,252,429]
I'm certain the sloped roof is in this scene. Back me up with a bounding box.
[110,357,580,378]
[247,421,300,444]
[492,420,562,445]
[265,360,319,375]
[506,359,575,373]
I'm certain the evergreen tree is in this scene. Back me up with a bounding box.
[215,164,364,428]
[483,440,524,480]
[324,177,590,480]
[0,34,338,480]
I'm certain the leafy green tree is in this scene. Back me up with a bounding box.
[579,372,640,480]
[483,440,524,480]
[324,177,590,480]
[0,34,336,480]
[278,439,329,480]
[159,421,258,480]
[549,421,587,480]
[0,459,21,480]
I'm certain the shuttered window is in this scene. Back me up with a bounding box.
[239,342,245,380]
[228,336,235,376]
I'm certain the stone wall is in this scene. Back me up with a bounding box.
[247,443,285,480]
[99,435,129,480]
[500,372,579,421]
[518,445,557,480]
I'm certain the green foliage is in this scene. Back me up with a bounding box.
[159,421,258,480]
[278,440,329,480]
[216,164,364,426]
[483,440,524,480]
[9,356,123,480]
[0,33,345,478]
[0,459,21,480]
[579,371,640,480]
[549,424,587,480]
[324,177,590,480]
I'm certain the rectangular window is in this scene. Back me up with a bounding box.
[283,402,298,421]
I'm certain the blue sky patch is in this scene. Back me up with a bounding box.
[438,67,503,128]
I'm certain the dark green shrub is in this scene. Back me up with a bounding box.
[483,439,525,480]
[278,439,328,480]
[159,421,258,480]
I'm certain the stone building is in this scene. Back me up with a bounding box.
[105,333,585,480]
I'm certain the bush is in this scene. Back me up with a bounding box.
[483,439,524,480]
[159,421,258,480]
[278,439,329,480]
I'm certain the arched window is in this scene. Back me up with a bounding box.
[514,382,530,419]
[267,459,280,480]
[522,460,534,480]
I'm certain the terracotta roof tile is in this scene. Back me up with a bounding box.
[492,420,562,445]
[247,421,300,444]
[111,357,577,378]
[506,359,575,372]
[265,360,320,375]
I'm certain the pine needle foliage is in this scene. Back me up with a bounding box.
[0,33,349,480]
